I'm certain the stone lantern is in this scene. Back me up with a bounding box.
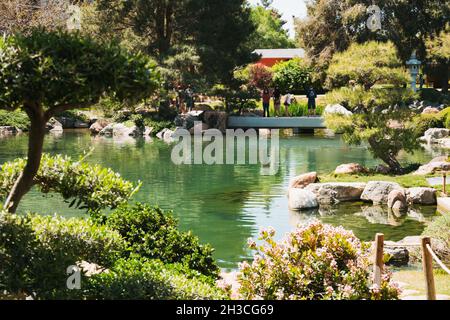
[406,51,422,92]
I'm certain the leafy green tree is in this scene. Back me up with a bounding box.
[95,0,255,86]
[0,30,159,213]
[326,42,409,90]
[272,58,311,93]
[295,0,449,73]
[324,41,419,173]
[425,25,450,93]
[247,5,295,50]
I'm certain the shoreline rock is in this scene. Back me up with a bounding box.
[361,181,402,204]
[288,188,319,211]
[334,163,367,175]
[305,182,366,205]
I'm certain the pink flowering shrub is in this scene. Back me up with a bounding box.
[238,221,400,300]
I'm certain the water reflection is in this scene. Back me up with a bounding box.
[0,131,439,269]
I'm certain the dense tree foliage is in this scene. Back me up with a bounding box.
[425,25,450,93]
[326,42,408,90]
[0,30,159,213]
[94,0,255,86]
[295,0,449,80]
[272,58,312,93]
[246,5,295,50]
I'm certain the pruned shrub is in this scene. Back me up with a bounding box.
[83,257,228,300]
[238,221,400,300]
[0,212,126,299]
[106,203,220,279]
[0,154,140,212]
[0,110,30,131]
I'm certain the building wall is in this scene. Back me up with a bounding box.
[258,58,290,67]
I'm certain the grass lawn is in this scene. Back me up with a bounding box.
[393,268,450,297]
[319,173,438,189]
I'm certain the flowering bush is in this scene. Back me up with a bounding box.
[238,221,400,300]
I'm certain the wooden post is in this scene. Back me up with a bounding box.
[421,237,436,300]
[443,173,447,196]
[373,233,384,287]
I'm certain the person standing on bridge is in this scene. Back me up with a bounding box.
[273,87,281,117]
[284,93,293,117]
[307,86,317,116]
[262,88,271,118]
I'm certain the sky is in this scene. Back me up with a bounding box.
[248,0,308,38]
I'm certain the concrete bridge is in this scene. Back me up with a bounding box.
[227,116,326,130]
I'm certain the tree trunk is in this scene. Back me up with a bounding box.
[3,104,46,213]
[368,138,403,174]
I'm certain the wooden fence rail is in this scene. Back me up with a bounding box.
[373,233,450,300]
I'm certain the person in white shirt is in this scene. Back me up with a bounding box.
[284,93,293,117]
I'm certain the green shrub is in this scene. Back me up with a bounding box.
[84,257,227,300]
[106,203,220,279]
[0,110,30,131]
[238,221,400,300]
[324,87,418,111]
[0,212,126,299]
[0,154,140,213]
[272,58,311,94]
[144,119,174,135]
[56,110,90,123]
[412,113,445,136]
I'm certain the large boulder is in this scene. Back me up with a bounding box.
[422,107,440,115]
[288,188,319,211]
[414,161,450,175]
[305,182,366,205]
[387,189,408,213]
[189,122,210,135]
[385,248,409,267]
[334,163,367,175]
[0,126,21,135]
[46,118,63,133]
[202,111,228,133]
[56,116,75,128]
[289,172,318,189]
[430,156,448,163]
[361,181,402,204]
[323,104,353,116]
[422,128,450,143]
[406,187,437,205]
[99,123,145,137]
[90,119,110,135]
[175,111,204,130]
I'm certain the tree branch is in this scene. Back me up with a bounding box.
[45,102,93,121]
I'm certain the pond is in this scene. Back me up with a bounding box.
[0,130,441,269]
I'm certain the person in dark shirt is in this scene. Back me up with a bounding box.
[185,85,194,112]
[307,86,317,116]
[262,88,271,118]
[273,87,281,117]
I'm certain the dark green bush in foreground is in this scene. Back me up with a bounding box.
[0,110,30,131]
[106,203,220,279]
[84,257,226,300]
[0,213,126,299]
[0,211,225,300]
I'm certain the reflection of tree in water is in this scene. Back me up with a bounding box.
[0,132,438,267]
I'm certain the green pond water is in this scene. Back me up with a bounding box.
[0,130,441,269]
